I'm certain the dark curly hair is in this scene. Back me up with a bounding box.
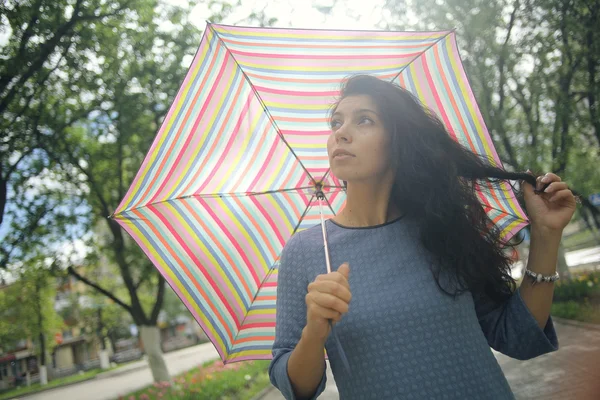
[331,75,539,303]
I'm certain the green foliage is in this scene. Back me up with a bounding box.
[122,359,271,400]
[551,300,600,324]
[553,271,600,302]
[379,0,600,228]
[0,0,154,265]
[0,256,63,357]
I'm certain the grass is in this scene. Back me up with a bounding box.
[0,366,118,400]
[550,271,600,324]
[562,229,599,251]
[552,300,600,324]
[121,359,271,400]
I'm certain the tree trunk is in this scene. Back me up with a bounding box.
[36,278,48,386]
[139,325,170,382]
[39,366,48,386]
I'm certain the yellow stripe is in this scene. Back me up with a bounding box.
[264,101,331,111]
[263,141,291,189]
[443,36,528,228]
[247,309,275,316]
[501,218,527,240]
[118,216,227,355]
[164,52,238,200]
[266,195,295,240]
[240,60,406,72]
[119,32,212,212]
[216,196,270,278]
[215,104,263,192]
[445,36,493,158]
[228,349,271,358]
[408,63,427,104]
[164,201,246,329]
[214,26,447,41]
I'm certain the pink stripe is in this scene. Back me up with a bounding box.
[420,53,457,140]
[214,24,451,39]
[249,196,286,248]
[230,48,422,60]
[116,217,227,361]
[448,34,501,165]
[247,134,282,192]
[198,198,266,279]
[197,197,261,287]
[256,85,339,97]
[196,93,254,193]
[149,204,243,330]
[281,129,331,136]
[154,204,247,319]
[147,50,233,205]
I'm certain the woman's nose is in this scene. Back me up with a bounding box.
[334,125,351,143]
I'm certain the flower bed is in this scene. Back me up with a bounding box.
[121,359,271,400]
[552,271,600,324]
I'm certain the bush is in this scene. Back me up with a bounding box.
[122,359,270,400]
[551,300,600,324]
[553,271,600,302]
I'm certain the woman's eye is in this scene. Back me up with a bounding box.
[358,117,373,125]
[330,120,342,129]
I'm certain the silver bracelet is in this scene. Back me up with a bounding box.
[524,269,560,285]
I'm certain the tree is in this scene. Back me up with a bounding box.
[0,256,63,385]
[0,0,151,268]
[378,0,599,218]
[40,0,267,382]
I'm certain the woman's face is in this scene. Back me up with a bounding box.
[327,94,394,184]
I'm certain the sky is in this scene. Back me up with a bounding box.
[178,0,391,31]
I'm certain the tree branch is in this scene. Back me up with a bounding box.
[0,204,48,267]
[67,266,133,314]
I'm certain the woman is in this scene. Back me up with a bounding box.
[268,75,576,399]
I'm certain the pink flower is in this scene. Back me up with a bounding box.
[129,397,135,400]
[140,395,150,400]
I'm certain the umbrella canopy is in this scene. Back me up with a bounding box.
[113,23,528,363]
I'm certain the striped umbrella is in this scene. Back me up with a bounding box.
[112,23,528,363]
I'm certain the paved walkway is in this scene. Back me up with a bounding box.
[18,343,220,400]
[260,321,600,399]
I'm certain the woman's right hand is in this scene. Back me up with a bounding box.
[303,263,352,343]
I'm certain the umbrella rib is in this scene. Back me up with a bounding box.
[111,187,322,216]
[208,24,316,187]
[391,29,456,83]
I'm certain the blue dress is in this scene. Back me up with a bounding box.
[268,216,558,399]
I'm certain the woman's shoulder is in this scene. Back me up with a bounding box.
[283,224,324,255]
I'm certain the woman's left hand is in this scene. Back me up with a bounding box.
[524,172,577,234]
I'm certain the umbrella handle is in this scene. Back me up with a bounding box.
[317,193,351,374]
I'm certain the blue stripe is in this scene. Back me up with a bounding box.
[221,196,278,272]
[125,210,232,351]
[169,200,251,311]
[167,69,244,197]
[242,65,406,76]
[127,33,222,208]
[215,30,443,45]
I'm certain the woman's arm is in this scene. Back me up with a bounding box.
[286,328,328,399]
[519,172,576,329]
[518,227,561,329]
